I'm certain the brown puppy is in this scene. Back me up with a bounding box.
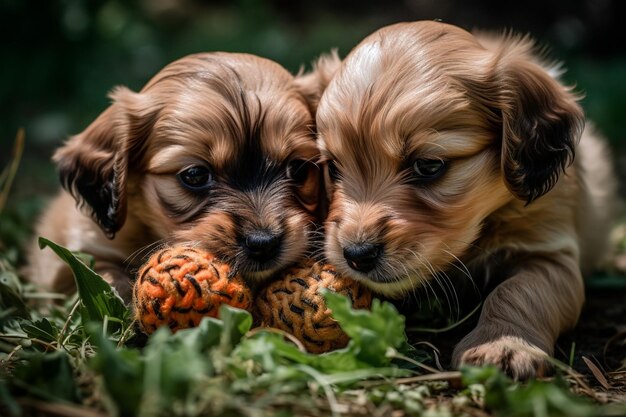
[317,21,616,378]
[29,52,333,301]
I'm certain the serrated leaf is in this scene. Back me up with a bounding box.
[234,292,411,381]
[322,290,407,367]
[21,318,59,343]
[38,237,128,329]
[234,331,408,391]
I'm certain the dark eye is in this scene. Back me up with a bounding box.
[177,166,213,190]
[327,160,340,182]
[286,159,312,184]
[413,159,446,181]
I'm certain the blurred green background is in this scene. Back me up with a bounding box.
[1,0,625,261]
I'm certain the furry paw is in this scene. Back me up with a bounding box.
[453,335,552,380]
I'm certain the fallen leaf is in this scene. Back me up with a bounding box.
[582,356,612,390]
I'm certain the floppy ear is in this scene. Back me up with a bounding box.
[54,87,159,238]
[496,47,584,204]
[296,161,323,215]
[293,50,342,115]
[292,51,340,221]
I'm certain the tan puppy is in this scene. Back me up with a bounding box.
[30,52,332,301]
[317,21,616,378]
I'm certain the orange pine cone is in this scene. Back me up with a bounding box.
[255,260,372,353]
[133,247,251,334]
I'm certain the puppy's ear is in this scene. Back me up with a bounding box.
[293,50,342,115]
[496,43,584,204]
[54,87,158,238]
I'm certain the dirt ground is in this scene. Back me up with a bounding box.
[397,271,626,404]
[557,282,626,402]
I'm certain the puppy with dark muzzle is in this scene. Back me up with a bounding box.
[317,21,616,379]
[29,52,337,302]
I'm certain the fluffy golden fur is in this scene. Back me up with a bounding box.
[30,52,331,301]
[317,21,616,378]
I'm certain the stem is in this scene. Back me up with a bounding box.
[102,315,109,338]
[5,343,23,361]
[389,350,439,374]
[58,300,81,346]
[117,318,137,348]
[295,364,340,417]
[246,327,307,353]
[0,128,25,214]
[407,301,482,333]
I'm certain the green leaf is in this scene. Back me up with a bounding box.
[141,327,212,411]
[11,350,80,403]
[88,324,144,417]
[21,318,59,343]
[0,379,21,417]
[461,366,598,417]
[171,315,225,352]
[233,291,411,381]
[234,331,407,393]
[234,331,312,370]
[218,304,253,353]
[461,366,510,411]
[0,260,29,323]
[38,237,128,330]
[322,290,407,367]
[90,319,224,416]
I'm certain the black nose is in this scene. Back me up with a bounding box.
[343,243,382,273]
[244,231,281,261]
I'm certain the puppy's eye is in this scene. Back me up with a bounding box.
[286,159,312,184]
[177,166,213,190]
[413,159,446,181]
[327,160,340,182]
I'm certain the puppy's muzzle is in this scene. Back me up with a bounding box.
[343,242,383,273]
[243,230,282,262]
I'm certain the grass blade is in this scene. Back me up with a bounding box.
[0,129,25,215]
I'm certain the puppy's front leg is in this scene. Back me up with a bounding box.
[452,252,584,379]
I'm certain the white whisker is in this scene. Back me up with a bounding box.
[124,239,168,267]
